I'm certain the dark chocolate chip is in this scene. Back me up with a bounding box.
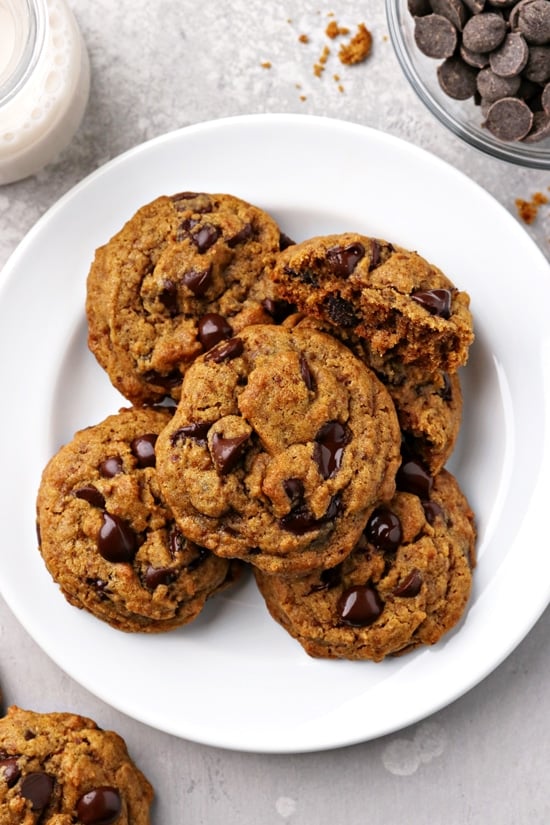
[437,55,479,98]
[204,337,244,363]
[142,368,182,390]
[393,568,423,597]
[439,372,453,402]
[299,353,316,391]
[283,477,305,506]
[422,499,445,524]
[365,507,403,552]
[309,563,343,593]
[279,232,296,250]
[170,421,211,446]
[326,242,365,276]
[490,32,529,77]
[524,45,550,82]
[130,433,157,468]
[337,584,384,626]
[186,544,209,571]
[462,13,507,52]
[99,456,123,478]
[211,432,249,475]
[20,772,54,812]
[168,525,185,556]
[541,81,550,112]
[430,0,468,31]
[324,294,360,327]
[182,266,212,297]
[411,288,452,319]
[158,279,179,316]
[97,512,139,563]
[314,421,351,479]
[76,786,122,825]
[279,494,341,534]
[414,14,458,59]
[261,297,296,322]
[227,223,253,247]
[523,108,550,140]
[74,485,106,509]
[144,566,176,589]
[518,0,550,45]
[460,43,490,69]
[0,757,20,788]
[484,95,534,139]
[477,66,522,101]
[396,458,433,499]
[191,223,220,253]
[197,313,233,350]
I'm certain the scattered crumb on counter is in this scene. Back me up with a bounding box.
[313,45,331,77]
[298,34,309,44]
[260,61,272,69]
[515,190,549,225]
[326,20,350,39]
[338,23,373,66]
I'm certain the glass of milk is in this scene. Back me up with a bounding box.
[0,0,90,184]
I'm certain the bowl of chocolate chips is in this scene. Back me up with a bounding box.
[386,0,550,167]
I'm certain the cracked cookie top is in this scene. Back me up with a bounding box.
[86,192,285,405]
[155,323,402,576]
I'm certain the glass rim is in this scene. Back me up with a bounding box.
[385,0,550,170]
[0,0,47,108]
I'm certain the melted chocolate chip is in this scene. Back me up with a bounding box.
[197,313,233,351]
[284,264,318,287]
[191,224,220,253]
[411,288,452,319]
[168,525,185,556]
[393,568,423,597]
[0,757,20,788]
[204,337,244,363]
[20,772,54,812]
[299,353,316,391]
[283,477,305,506]
[337,584,384,626]
[326,242,365,276]
[440,372,453,402]
[397,458,433,499]
[76,786,122,825]
[309,563,343,593]
[130,433,157,468]
[365,507,403,552]
[279,232,296,250]
[211,432,249,474]
[158,279,179,316]
[182,266,212,297]
[144,566,176,590]
[422,500,444,524]
[261,297,296,323]
[74,485,106,509]
[314,421,351,479]
[99,456,123,478]
[186,544,210,571]
[170,421,211,446]
[175,217,198,241]
[369,239,381,270]
[279,494,341,534]
[98,512,138,563]
[324,294,360,327]
[227,223,253,247]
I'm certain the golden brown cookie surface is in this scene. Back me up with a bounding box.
[36,406,240,632]
[0,706,153,824]
[86,192,283,404]
[254,468,476,660]
[156,323,401,576]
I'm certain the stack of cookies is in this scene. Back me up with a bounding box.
[36,191,476,662]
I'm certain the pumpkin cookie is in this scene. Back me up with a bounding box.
[254,467,476,660]
[270,233,474,374]
[0,705,152,823]
[36,406,240,632]
[156,323,401,576]
[86,191,285,405]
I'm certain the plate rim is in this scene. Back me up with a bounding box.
[1,113,550,753]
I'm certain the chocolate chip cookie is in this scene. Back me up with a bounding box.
[284,313,463,474]
[36,406,240,632]
[86,191,284,405]
[270,233,474,374]
[0,705,152,823]
[254,467,476,660]
[156,323,401,576]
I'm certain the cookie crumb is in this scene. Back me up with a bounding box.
[326,20,350,39]
[313,45,331,77]
[515,191,549,224]
[260,61,272,69]
[298,33,309,44]
[338,22,373,65]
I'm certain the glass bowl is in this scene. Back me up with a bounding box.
[386,0,550,169]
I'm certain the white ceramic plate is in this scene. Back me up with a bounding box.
[1,114,549,754]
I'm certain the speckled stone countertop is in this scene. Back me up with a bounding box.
[1,2,550,824]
